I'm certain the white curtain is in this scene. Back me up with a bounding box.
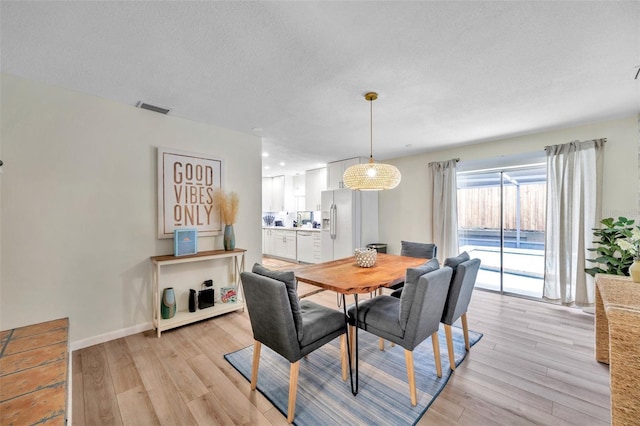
[429,159,459,260]
[544,139,605,306]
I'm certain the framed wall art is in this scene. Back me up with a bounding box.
[158,148,223,239]
[174,228,198,256]
[220,287,238,303]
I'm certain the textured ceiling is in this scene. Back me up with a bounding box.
[2,1,639,177]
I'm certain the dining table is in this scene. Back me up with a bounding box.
[294,253,428,395]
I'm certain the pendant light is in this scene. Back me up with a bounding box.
[343,92,401,191]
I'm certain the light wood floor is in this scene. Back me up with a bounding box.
[73,258,611,425]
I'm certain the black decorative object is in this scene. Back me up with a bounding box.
[198,279,215,309]
[189,289,197,312]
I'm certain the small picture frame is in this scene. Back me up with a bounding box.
[220,287,237,303]
[174,228,197,256]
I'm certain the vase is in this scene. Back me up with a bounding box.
[224,224,235,251]
[630,260,640,283]
[188,289,197,312]
[161,287,176,319]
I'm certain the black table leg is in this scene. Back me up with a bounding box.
[341,293,359,396]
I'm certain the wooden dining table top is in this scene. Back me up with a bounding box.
[295,253,429,295]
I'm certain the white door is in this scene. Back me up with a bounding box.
[321,229,333,262]
[333,189,355,259]
[320,190,335,261]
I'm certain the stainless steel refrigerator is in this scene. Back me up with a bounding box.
[320,189,378,262]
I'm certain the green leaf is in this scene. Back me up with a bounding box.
[601,217,614,227]
[585,267,606,277]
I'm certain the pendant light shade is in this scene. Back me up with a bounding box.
[343,92,401,191]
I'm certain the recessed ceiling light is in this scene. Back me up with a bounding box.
[279,162,286,166]
[264,166,271,170]
[262,152,269,157]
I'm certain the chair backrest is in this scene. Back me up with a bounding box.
[401,241,437,259]
[441,257,481,325]
[399,258,440,328]
[251,264,304,341]
[240,271,301,362]
[402,266,453,350]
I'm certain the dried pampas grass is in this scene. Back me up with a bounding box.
[213,188,239,225]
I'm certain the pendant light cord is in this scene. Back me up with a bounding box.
[370,97,373,161]
[364,92,378,165]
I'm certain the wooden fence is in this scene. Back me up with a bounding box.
[457,183,546,231]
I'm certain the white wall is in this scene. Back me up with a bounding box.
[0,74,263,345]
[379,115,640,256]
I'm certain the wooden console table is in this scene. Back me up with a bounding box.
[151,249,246,337]
[595,274,640,425]
[0,318,69,425]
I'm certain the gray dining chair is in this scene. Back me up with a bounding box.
[381,242,437,351]
[440,252,481,370]
[241,264,348,423]
[388,241,438,291]
[347,265,452,406]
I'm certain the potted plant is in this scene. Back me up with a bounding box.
[586,217,640,281]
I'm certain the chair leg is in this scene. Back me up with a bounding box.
[251,340,261,390]
[404,349,417,406]
[444,324,455,371]
[461,313,470,350]
[340,334,348,381]
[287,361,300,423]
[349,325,356,365]
[379,337,385,351]
[432,331,443,377]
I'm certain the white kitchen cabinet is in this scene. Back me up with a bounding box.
[271,175,285,211]
[262,175,287,212]
[274,230,297,260]
[263,228,276,255]
[327,157,364,190]
[293,174,306,211]
[293,174,305,196]
[305,167,326,211]
[283,175,296,212]
[262,177,273,211]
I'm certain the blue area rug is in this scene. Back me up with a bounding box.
[225,324,482,425]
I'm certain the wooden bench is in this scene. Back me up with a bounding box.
[0,318,69,425]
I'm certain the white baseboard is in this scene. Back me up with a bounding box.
[70,322,153,351]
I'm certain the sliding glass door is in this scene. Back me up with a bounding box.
[457,163,546,297]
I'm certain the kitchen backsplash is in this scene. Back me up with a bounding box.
[262,210,321,228]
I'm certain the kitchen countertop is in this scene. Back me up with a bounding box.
[262,226,321,232]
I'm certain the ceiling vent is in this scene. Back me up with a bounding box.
[136,101,170,114]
